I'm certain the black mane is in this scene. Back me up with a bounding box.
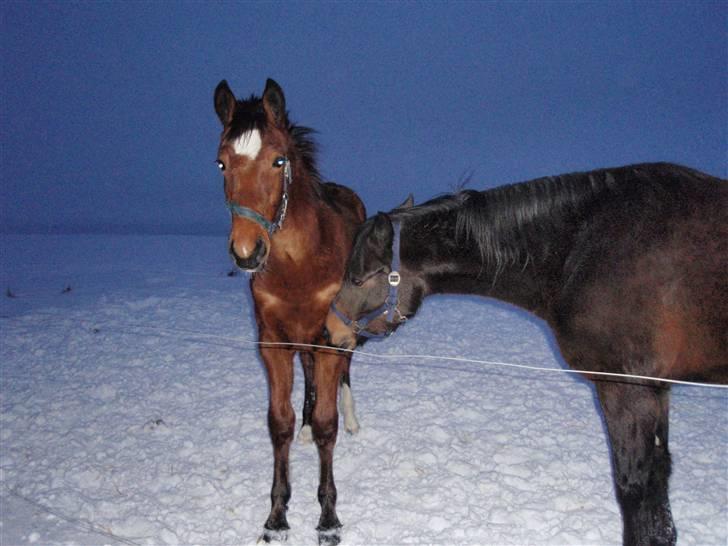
[392,163,716,271]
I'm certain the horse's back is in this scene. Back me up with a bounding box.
[556,164,727,382]
[321,181,367,225]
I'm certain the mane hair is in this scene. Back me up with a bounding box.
[393,163,710,274]
[226,95,323,184]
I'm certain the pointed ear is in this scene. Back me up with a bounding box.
[396,194,414,209]
[371,212,393,245]
[262,78,287,125]
[214,80,236,125]
[373,211,391,228]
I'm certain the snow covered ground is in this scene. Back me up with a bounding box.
[1,234,726,545]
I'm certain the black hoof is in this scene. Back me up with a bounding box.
[317,526,342,546]
[257,528,288,543]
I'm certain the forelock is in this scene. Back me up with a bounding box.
[225,95,267,145]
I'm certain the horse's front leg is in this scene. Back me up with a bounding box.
[312,351,345,545]
[260,346,295,542]
[597,381,676,546]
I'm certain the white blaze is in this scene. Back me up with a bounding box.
[232,129,262,159]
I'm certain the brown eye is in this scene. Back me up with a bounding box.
[272,156,287,168]
[216,160,225,172]
[352,278,363,287]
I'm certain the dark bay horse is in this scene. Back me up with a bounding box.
[214,79,365,544]
[325,163,727,545]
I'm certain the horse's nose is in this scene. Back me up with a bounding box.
[230,238,267,271]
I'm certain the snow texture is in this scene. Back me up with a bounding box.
[1,235,726,545]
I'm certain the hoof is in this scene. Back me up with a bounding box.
[317,527,341,546]
[297,424,313,444]
[257,528,288,543]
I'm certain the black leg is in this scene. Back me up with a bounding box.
[597,381,676,546]
[299,352,315,443]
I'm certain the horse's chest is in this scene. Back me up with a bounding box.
[252,281,341,338]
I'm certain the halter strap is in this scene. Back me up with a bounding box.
[330,218,404,340]
[384,218,402,318]
[226,158,292,235]
[226,203,273,232]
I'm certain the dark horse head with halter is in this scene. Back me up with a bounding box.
[329,218,406,339]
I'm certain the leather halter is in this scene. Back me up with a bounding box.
[330,219,406,340]
[226,158,292,235]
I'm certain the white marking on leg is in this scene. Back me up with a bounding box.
[339,383,360,435]
[297,424,313,444]
[232,129,262,159]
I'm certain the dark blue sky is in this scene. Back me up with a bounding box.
[2,1,725,234]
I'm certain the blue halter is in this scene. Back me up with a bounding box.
[330,218,405,340]
[226,158,292,235]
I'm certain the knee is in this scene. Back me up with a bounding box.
[268,405,295,444]
[312,405,338,444]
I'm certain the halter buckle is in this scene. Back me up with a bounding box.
[388,271,401,287]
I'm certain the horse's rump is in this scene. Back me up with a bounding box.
[556,166,727,383]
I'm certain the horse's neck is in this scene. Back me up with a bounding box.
[410,208,578,317]
[267,182,322,263]
[415,244,549,315]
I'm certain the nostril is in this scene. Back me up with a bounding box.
[253,237,266,260]
[229,237,267,271]
[322,326,331,343]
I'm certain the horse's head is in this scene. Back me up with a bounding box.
[325,196,424,350]
[214,78,292,272]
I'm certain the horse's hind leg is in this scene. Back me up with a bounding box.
[298,352,315,444]
[339,355,360,435]
[300,353,359,442]
[597,381,676,546]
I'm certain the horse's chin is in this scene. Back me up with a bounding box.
[332,336,356,352]
[235,262,265,274]
[324,329,356,352]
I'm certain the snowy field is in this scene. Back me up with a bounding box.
[1,234,726,545]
